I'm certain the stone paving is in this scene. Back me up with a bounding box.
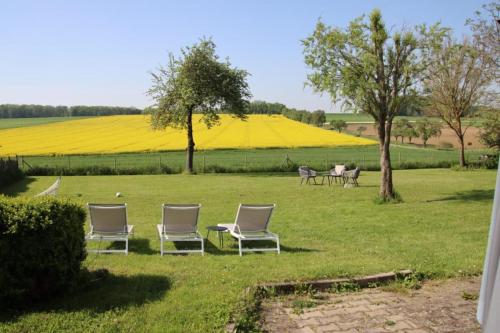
[261,277,481,333]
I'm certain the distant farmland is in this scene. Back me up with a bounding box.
[0,115,375,156]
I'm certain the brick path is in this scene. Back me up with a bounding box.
[261,277,481,332]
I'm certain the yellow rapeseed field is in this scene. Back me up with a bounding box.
[0,115,376,156]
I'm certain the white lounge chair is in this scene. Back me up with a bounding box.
[157,204,204,256]
[218,204,280,256]
[86,203,134,255]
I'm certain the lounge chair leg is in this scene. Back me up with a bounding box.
[276,237,280,254]
[201,239,204,256]
[313,178,317,185]
[238,238,242,256]
[160,238,163,256]
[300,178,304,185]
[125,239,128,255]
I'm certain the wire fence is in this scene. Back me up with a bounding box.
[15,147,488,174]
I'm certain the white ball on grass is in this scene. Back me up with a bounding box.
[116,192,121,197]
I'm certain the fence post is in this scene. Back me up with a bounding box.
[245,153,247,169]
[114,157,117,171]
[67,155,71,169]
[363,154,366,169]
[398,152,401,165]
[203,155,206,173]
[159,155,162,169]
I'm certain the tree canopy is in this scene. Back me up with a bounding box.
[330,119,347,133]
[147,39,251,173]
[303,9,446,199]
[415,118,442,147]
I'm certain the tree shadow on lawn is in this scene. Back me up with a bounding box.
[0,272,171,323]
[426,189,494,202]
[0,177,36,196]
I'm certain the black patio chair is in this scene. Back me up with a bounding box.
[343,167,361,186]
[298,166,317,185]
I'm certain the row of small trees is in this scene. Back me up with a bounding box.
[330,117,442,147]
[244,100,327,126]
[392,118,442,147]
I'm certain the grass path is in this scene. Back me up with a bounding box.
[0,170,495,332]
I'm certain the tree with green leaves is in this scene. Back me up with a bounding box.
[415,118,442,147]
[330,119,347,132]
[424,3,498,166]
[356,125,367,137]
[311,110,327,126]
[393,119,412,143]
[424,37,496,166]
[303,9,446,200]
[147,39,251,173]
[392,118,418,143]
[479,108,500,149]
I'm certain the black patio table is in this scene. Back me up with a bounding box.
[318,171,333,186]
[206,225,227,248]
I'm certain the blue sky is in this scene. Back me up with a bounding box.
[0,0,489,112]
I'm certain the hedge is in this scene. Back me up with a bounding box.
[0,158,24,188]
[22,160,473,176]
[0,196,86,307]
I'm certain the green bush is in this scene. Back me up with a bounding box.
[0,196,86,307]
[26,164,178,176]
[439,141,454,149]
[0,158,24,187]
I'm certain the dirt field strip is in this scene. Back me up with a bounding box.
[345,123,485,149]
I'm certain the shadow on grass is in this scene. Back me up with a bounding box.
[0,272,171,323]
[0,177,35,196]
[105,238,156,255]
[427,189,494,202]
[204,238,319,255]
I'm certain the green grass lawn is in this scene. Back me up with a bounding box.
[19,145,488,173]
[0,117,88,130]
[0,170,495,332]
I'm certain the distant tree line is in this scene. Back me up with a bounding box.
[246,101,286,114]
[246,100,326,126]
[0,104,142,118]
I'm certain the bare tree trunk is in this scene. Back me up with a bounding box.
[378,120,394,199]
[186,108,195,173]
[458,134,466,167]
